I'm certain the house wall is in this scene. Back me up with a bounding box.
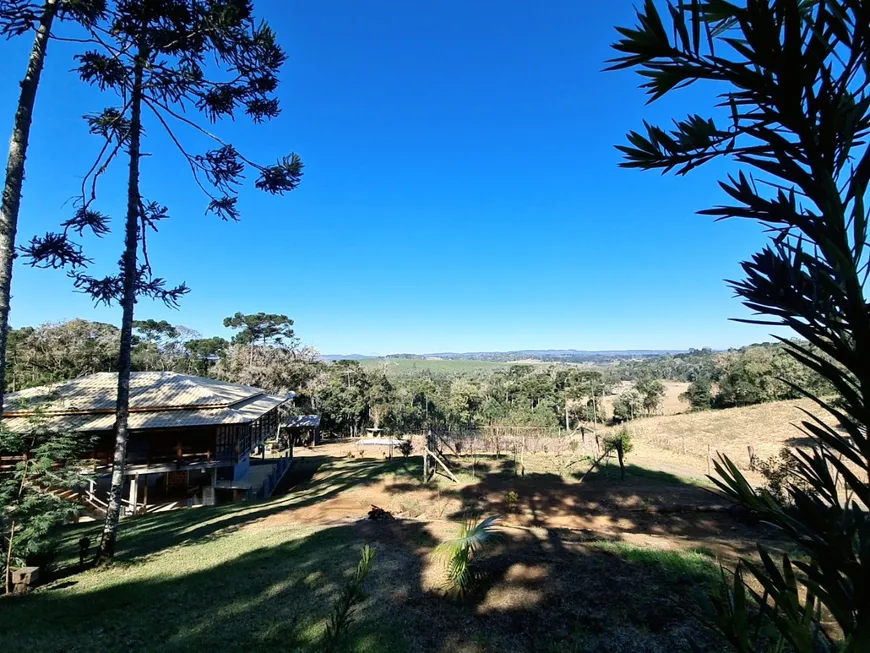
[233,453,250,481]
[89,426,225,467]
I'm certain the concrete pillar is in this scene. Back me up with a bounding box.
[129,473,139,512]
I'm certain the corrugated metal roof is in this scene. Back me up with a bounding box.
[2,372,293,434]
[5,372,271,415]
[282,415,321,429]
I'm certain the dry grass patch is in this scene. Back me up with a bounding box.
[602,398,832,481]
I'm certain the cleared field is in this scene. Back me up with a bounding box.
[621,398,830,481]
[358,357,525,376]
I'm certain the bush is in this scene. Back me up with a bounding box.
[604,429,634,457]
[397,440,412,457]
[755,448,816,506]
[604,429,633,479]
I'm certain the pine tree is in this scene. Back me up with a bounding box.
[610,1,869,648]
[23,0,304,559]
[0,0,106,419]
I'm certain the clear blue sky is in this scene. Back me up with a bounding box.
[0,0,782,355]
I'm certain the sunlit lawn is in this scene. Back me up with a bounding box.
[0,454,730,652]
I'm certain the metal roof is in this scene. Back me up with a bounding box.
[281,415,321,429]
[2,372,293,433]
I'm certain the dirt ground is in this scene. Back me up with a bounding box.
[261,443,778,564]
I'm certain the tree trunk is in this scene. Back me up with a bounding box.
[98,52,145,561]
[0,0,59,417]
[4,520,15,595]
[616,442,625,480]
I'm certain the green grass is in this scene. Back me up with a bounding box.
[0,455,734,652]
[576,461,714,487]
[591,541,719,581]
[2,521,408,652]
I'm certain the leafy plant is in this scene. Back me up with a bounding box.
[505,490,519,513]
[397,439,413,457]
[610,1,870,650]
[320,545,376,653]
[1,412,90,593]
[754,447,817,506]
[604,428,633,479]
[434,515,500,599]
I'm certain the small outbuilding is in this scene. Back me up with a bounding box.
[280,415,321,447]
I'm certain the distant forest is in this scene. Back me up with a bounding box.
[5,318,831,435]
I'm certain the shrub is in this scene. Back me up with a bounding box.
[397,440,412,457]
[435,515,500,599]
[505,490,519,513]
[604,429,634,479]
[754,448,816,506]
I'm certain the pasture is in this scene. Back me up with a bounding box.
[357,357,524,376]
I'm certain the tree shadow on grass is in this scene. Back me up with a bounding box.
[379,457,777,560]
[48,455,428,573]
[1,519,734,653]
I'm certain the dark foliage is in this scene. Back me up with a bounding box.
[610,1,870,650]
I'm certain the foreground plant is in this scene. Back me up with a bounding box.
[1,413,88,593]
[609,1,868,650]
[435,514,499,599]
[320,545,376,653]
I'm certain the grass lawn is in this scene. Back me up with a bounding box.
[0,454,736,652]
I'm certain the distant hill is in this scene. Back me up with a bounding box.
[320,353,378,361]
[323,349,689,363]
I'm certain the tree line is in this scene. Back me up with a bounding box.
[609,342,833,411]
[4,316,616,434]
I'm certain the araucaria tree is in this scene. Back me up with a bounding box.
[24,0,303,559]
[0,0,106,418]
[610,1,868,650]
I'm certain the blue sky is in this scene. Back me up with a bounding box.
[0,0,782,355]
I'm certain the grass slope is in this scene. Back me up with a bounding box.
[625,397,830,479]
[1,456,731,653]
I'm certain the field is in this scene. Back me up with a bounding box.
[358,357,527,376]
[1,396,833,652]
[624,398,828,482]
[1,442,792,652]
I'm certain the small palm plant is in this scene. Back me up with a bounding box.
[435,515,500,599]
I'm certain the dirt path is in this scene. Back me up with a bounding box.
[254,448,778,563]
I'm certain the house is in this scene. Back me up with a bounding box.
[3,372,294,511]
